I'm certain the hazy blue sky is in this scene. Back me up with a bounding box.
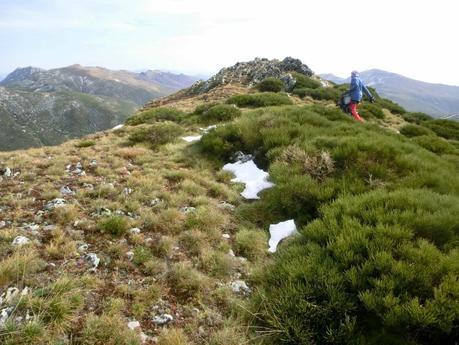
[1,0,458,84]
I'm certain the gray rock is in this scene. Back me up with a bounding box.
[232,151,254,163]
[85,253,100,268]
[129,228,141,235]
[3,167,12,177]
[152,313,173,325]
[43,224,57,231]
[12,236,31,247]
[78,244,89,253]
[60,186,74,195]
[184,57,313,96]
[230,280,251,296]
[0,221,5,229]
[218,202,236,211]
[0,307,13,328]
[126,251,134,261]
[89,159,98,168]
[127,320,140,330]
[179,206,196,214]
[83,183,94,189]
[44,198,66,211]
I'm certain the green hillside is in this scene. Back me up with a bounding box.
[1,59,458,344]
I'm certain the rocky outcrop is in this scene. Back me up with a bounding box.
[186,57,313,95]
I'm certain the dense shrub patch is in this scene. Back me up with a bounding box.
[292,87,340,101]
[358,103,385,119]
[255,77,284,92]
[400,123,436,137]
[292,72,322,89]
[402,112,433,124]
[199,103,459,343]
[127,122,184,147]
[126,107,186,125]
[424,119,459,141]
[226,93,293,108]
[251,189,459,344]
[376,98,406,114]
[198,104,242,123]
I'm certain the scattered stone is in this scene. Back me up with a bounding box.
[152,313,173,325]
[0,221,5,229]
[149,198,162,207]
[3,167,12,177]
[85,253,100,268]
[44,198,66,211]
[179,206,196,214]
[89,159,98,168]
[218,201,236,211]
[232,151,254,163]
[77,244,89,253]
[43,224,57,231]
[0,288,19,305]
[123,187,133,195]
[114,209,125,216]
[66,162,86,176]
[126,251,134,261]
[145,237,154,245]
[12,236,31,247]
[228,249,236,257]
[93,207,112,217]
[83,183,94,189]
[60,185,75,195]
[127,320,140,330]
[129,228,141,235]
[230,280,251,296]
[22,223,40,232]
[0,307,13,328]
[222,234,231,239]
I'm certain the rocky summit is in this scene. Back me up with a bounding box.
[187,57,313,95]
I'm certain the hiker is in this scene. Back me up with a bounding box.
[349,70,375,122]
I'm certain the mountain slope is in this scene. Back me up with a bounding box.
[320,69,459,118]
[0,65,198,151]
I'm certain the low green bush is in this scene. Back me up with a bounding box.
[424,119,459,141]
[193,102,220,115]
[402,112,433,124]
[75,140,95,148]
[292,87,340,101]
[126,107,186,125]
[292,72,321,89]
[226,93,293,108]
[199,104,241,123]
[412,135,456,154]
[358,103,385,119]
[256,77,284,92]
[97,216,128,237]
[400,123,436,137]
[251,189,459,344]
[376,98,406,114]
[127,122,184,147]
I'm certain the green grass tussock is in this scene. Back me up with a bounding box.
[126,107,186,126]
[255,77,284,92]
[226,92,293,108]
[127,121,184,147]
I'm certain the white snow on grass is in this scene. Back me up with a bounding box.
[182,135,202,142]
[268,219,298,253]
[223,160,274,199]
[111,124,124,130]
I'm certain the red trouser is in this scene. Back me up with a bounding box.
[349,102,364,122]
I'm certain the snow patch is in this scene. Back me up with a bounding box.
[223,160,273,199]
[268,219,298,253]
[112,124,124,130]
[182,135,202,142]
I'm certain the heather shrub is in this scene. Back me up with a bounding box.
[376,97,406,114]
[199,104,241,123]
[424,119,459,140]
[292,87,340,101]
[226,93,293,107]
[250,189,459,345]
[412,135,457,154]
[127,122,184,147]
[402,112,433,124]
[400,123,436,137]
[193,102,220,115]
[292,72,321,89]
[256,77,284,92]
[126,107,186,125]
[357,103,385,119]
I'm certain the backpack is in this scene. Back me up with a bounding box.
[338,91,352,114]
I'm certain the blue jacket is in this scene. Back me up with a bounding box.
[350,75,373,102]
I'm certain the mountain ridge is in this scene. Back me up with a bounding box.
[0,65,199,151]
